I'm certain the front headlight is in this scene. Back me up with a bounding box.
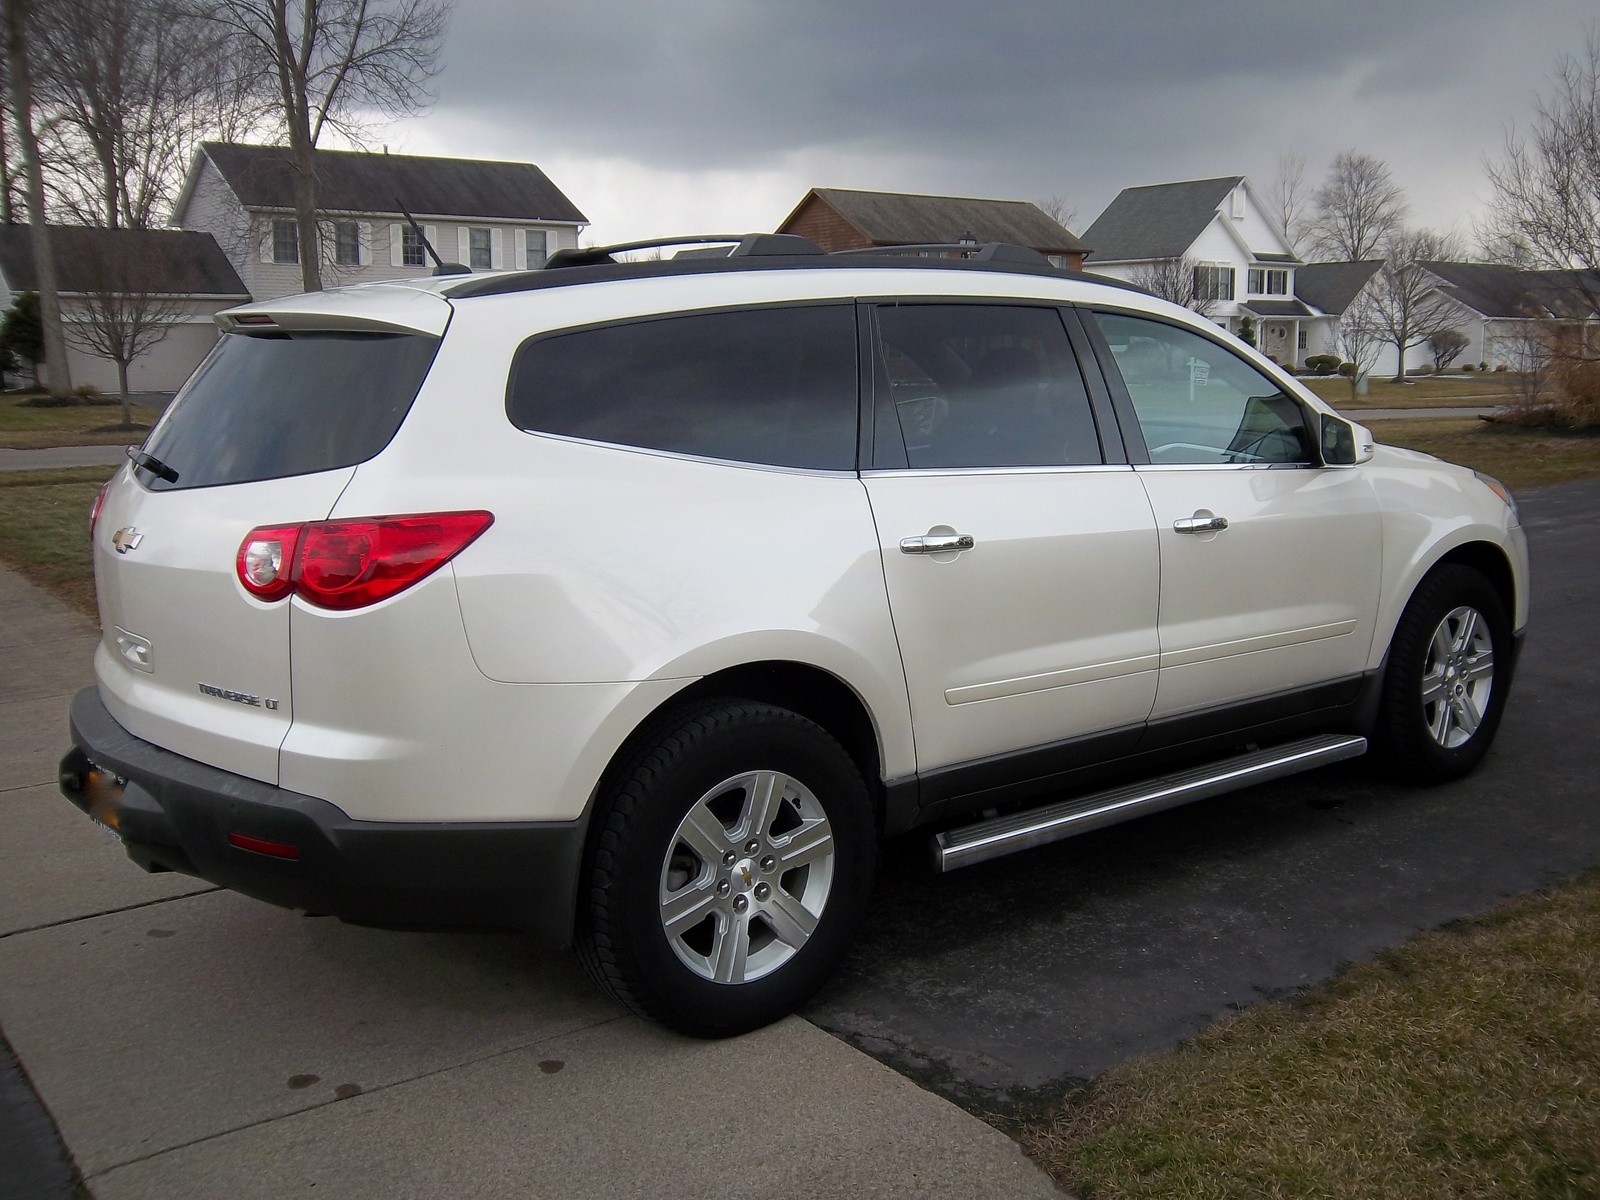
[1473,470,1520,526]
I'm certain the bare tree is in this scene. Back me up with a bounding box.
[201,0,452,292]
[62,232,187,425]
[32,0,262,230]
[1366,229,1464,381]
[1035,194,1078,231]
[1484,31,1600,299]
[3,0,71,394]
[1269,150,1310,254]
[1337,291,1386,403]
[1308,151,1408,262]
[1428,328,1469,371]
[1129,257,1222,318]
[0,54,20,224]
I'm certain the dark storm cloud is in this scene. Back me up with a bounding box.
[418,0,1596,235]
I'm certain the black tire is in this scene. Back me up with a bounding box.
[1373,564,1512,784]
[575,700,876,1038]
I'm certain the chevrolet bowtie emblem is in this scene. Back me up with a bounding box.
[739,865,753,887]
[112,527,144,554]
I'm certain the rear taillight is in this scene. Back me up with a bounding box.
[236,512,493,611]
[89,479,113,540]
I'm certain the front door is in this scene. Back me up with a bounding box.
[1088,310,1383,722]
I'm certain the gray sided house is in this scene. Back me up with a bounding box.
[1082,176,1313,363]
[1419,261,1600,371]
[0,224,248,394]
[777,188,1090,269]
[173,143,589,303]
[1293,260,1386,370]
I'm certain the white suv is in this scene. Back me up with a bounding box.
[61,235,1528,1036]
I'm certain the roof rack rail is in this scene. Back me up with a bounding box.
[832,242,1050,266]
[546,233,825,269]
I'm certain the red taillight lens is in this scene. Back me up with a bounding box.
[89,479,113,539]
[237,523,303,602]
[236,512,493,611]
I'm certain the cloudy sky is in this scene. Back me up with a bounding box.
[376,0,1594,249]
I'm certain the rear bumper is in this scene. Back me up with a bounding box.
[60,687,585,946]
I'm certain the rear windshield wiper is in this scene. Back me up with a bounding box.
[127,447,179,484]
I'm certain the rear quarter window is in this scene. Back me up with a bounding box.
[506,304,859,471]
[138,330,439,491]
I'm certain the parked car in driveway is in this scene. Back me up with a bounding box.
[60,234,1528,1036]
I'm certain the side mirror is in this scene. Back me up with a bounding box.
[1320,413,1375,466]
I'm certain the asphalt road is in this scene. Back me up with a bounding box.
[805,478,1600,1117]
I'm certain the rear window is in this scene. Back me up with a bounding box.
[137,330,439,491]
[506,304,859,471]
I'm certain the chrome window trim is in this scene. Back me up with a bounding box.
[860,463,1136,480]
[512,427,861,479]
[1133,462,1319,473]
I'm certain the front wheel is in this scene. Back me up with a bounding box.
[1374,564,1512,784]
[576,700,876,1037]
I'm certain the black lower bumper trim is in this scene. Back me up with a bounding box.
[61,687,585,946]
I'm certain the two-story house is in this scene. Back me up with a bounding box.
[172,142,588,303]
[1081,176,1314,365]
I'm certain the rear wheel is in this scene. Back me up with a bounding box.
[1374,564,1511,783]
[577,700,876,1037]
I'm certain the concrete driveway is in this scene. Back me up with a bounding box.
[0,565,1057,1199]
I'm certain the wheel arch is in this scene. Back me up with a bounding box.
[1372,532,1522,673]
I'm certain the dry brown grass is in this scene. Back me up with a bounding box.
[0,391,154,448]
[1020,870,1600,1200]
[1376,418,1600,491]
[1301,376,1521,409]
[0,466,114,616]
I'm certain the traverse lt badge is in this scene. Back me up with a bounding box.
[112,527,144,554]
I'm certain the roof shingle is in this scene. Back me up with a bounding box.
[199,142,587,224]
[1081,176,1243,262]
[789,188,1088,254]
[0,225,247,296]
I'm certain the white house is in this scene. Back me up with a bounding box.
[172,142,589,303]
[0,224,249,393]
[1419,261,1600,371]
[1081,176,1316,364]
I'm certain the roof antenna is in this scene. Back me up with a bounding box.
[395,196,468,275]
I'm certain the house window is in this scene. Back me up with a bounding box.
[1248,267,1289,295]
[1298,330,1308,350]
[1193,264,1234,302]
[272,218,299,264]
[334,221,361,266]
[469,227,492,269]
[401,225,427,267]
[525,229,548,269]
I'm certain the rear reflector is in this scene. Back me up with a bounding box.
[227,831,301,860]
[236,511,493,611]
[89,479,113,540]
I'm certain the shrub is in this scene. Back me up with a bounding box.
[1304,354,1340,375]
[1463,362,1477,371]
[1337,361,1356,377]
[1479,362,1490,371]
[1494,363,1509,372]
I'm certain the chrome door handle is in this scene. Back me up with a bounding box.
[900,533,975,554]
[1173,515,1229,534]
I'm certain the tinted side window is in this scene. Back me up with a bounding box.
[140,331,439,491]
[873,305,1101,469]
[1092,312,1313,466]
[508,305,858,471]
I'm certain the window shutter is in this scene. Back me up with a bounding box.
[260,229,274,263]
[491,228,503,268]
[457,227,469,264]
[359,222,372,266]
[390,224,404,267]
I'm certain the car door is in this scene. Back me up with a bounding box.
[1085,309,1383,725]
[859,303,1161,790]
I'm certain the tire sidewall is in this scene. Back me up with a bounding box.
[601,704,875,1036]
[1379,565,1512,783]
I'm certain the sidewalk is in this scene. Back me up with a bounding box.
[0,563,1059,1199]
[0,446,130,471]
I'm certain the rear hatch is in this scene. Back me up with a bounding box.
[93,295,447,785]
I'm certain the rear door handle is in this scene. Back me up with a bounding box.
[900,533,975,554]
[1173,515,1229,534]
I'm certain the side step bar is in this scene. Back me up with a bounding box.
[932,734,1367,872]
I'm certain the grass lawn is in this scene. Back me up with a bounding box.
[1300,375,1522,409]
[0,466,114,616]
[1020,869,1600,1199]
[1376,418,1600,492]
[0,390,157,448]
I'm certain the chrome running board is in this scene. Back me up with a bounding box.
[932,734,1367,872]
